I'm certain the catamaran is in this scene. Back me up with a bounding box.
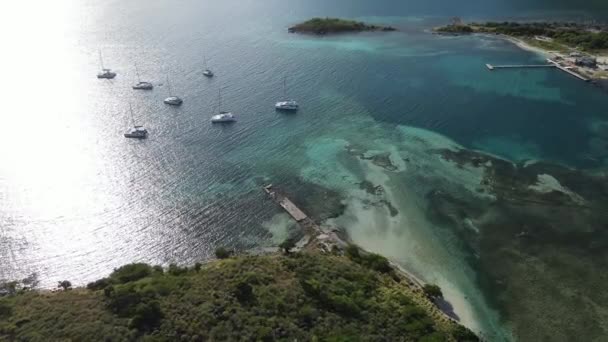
[211,89,236,123]
[132,63,153,90]
[163,76,183,106]
[203,56,214,77]
[275,76,298,111]
[124,104,148,139]
[97,50,116,79]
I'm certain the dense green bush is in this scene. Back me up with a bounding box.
[279,238,297,254]
[215,247,232,259]
[345,244,392,274]
[110,263,153,284]
[423,284,443,299]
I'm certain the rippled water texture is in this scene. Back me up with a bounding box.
[1,0,608,340]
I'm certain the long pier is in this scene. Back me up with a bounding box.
[485,60,589,82]
[486,63,554,70]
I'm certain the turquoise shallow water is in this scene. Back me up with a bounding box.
[1,0,608,340]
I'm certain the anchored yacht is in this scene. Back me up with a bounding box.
[124,104,148,139]
[211,89,236,123]
[275,76,298,111]
[97,51,116,79]
[203,56,214,77]
[163,76,183,106]
[124,125,148,139]
[132,63,153,90]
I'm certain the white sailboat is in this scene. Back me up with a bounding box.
[163,75,183,106]
[203,56,214,77]
[211,89,236,123]
[97,50,116,79]
[124,104,148,139]
[275,76,298,111]
[132,63,153,90]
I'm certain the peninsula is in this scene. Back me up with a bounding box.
[434,20,608,81]
[0,251,477,341]
[289,17,396,35]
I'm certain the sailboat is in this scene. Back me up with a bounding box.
[97,50,117,79]
[203,56,214,77]
[163,76,183,106]
[132,63,153,90]
[211,89,236,123]
[124,104,148,139]
[275,76,298,111]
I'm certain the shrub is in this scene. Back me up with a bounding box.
[452,325,480,341]
[106,284,143,316]
[87,278,111,291]
[129,301,164,331]
[215,247,232,259]
[110,263,153,284]
[422,284,443,299]
[57,280,72,291]
[168,264,188,276]
[0,300,12,318]
[234,282,254,304]
[279,238,297,254]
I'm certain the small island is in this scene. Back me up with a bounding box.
[289,17,396,35]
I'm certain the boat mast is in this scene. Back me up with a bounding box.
[99,50,105,70]
[135,63,141,83]
[283,76,287,99]
[218,89,222,113]
[129,103,135,126]
[166,75,173,96]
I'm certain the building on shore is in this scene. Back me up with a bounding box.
[575,57,598,68]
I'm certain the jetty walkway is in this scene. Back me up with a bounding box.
[486,59,589,81]
[263,184,322,239]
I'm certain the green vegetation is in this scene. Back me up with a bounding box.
[0,252,477,341]
[436,21,608,52]
[279,237,297,254]
[289,17,395,35]
[423,284,444,299]
[214,247,232,259]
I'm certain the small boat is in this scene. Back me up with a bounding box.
[132,63,153,90]
[124,104,148,139]
[211,89,236,123]
[163,76,183,106]
[124,125,148,139]
[203,56,214,77]
[164,96,183,106]
[97,51,116,79]
[133,81,154,90]
[275,100,299,111]
[211,112,236,123]
[275,76,298,111]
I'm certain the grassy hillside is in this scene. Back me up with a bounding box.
[0,251,477,341]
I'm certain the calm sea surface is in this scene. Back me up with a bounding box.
[1,0,608,340]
